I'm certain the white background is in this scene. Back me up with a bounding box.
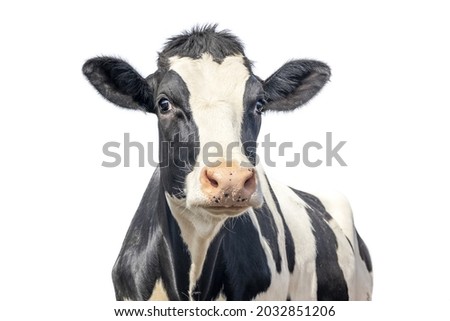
[1,0,449,319]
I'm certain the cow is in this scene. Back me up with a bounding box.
[82,25,373,301]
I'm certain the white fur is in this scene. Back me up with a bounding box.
[148,279,169,301]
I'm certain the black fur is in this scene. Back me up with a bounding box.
[191,213,273,300]
[357,230,372,273]
[160,24,245,63]
[241,75,265,164]
[264,60,331,111]
[219,214,272,300]
[267,179,296,273]
[254,203,282,273]
[82,57,154,112]
[156,70,199,198]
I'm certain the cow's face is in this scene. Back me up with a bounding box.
[159,53,265,217]
[82,27,330,218]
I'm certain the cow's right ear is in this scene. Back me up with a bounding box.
[263,60,330,112]
[82,57,155,113]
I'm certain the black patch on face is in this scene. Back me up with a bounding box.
[158,24,251,70]
[241,76,264,165]
[290,188,349,301]
[267,179,296,273]
[156,71,199,198]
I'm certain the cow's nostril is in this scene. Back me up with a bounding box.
[204,169,219,188]
[209,177,219,188]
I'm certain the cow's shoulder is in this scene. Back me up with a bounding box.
[296,189,359,252]
[308,190,355,233]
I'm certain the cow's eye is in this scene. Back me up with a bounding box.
[158,98,172,113]
[255,99,266,114]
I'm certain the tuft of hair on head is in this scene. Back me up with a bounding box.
[158,24,246,68]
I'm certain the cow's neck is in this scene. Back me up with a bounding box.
[164,194,226,299]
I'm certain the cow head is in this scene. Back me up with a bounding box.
[83,25,330,218]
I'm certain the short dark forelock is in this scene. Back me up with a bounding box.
[158,24,251,69]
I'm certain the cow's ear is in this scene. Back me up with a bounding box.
[263,60,330,112]
[82,57,155,113]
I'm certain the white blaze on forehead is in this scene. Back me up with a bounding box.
[169,54,250,161]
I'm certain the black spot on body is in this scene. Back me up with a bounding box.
[194,213,271,300]
[221,213,272,300]
[357,230,372,273]
[254,202,282,273]
[290,187,349,300]
[266,179,296,273]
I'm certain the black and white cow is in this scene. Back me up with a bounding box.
[83,25,373,301]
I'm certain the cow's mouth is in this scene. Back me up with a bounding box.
[201,205,250,217]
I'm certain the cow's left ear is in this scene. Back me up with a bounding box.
[263,60,330,112]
